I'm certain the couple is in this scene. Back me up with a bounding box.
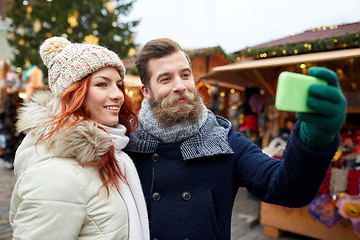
[9,37,346,239]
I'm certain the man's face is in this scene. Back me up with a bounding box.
[141,50,204,128]
[141,50,196,103]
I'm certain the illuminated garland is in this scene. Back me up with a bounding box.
[188,46,236,62]
[241,32,360,59]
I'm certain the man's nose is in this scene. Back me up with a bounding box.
[172,76,186,93]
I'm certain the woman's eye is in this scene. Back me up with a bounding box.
[117,84,124,90]
[96,83,107,87]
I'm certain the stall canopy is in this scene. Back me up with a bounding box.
[198,48,360,96]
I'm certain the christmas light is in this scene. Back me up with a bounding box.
[67,11,79,28]
[128,48,135,57]
[33,20,41,33]
[84,35,99,45]
[26,6,32,13]
[105,1,115,13]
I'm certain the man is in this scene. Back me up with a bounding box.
[125,38,346,240]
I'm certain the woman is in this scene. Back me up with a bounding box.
[9,37,149,240]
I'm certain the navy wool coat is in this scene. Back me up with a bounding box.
[126,115,338,240]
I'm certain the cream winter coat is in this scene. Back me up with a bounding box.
[9,91,148,240]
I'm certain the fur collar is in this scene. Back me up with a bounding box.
[16,90,113,164]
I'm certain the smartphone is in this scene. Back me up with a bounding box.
[275,71,328,112]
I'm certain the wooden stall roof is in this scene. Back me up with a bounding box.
[198,48,360,95]
[236,22,360,52]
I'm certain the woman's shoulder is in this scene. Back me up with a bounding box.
[16,90,60,134]
[15,156,88,204]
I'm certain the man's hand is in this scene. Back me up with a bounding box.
[297,67,347,149]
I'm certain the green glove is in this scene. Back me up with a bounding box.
[297,67,347,149]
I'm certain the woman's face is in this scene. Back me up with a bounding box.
[83,66,124,127]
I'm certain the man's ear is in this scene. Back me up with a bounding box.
[141,85,151,99]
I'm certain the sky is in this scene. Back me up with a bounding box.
[125,0,360,53]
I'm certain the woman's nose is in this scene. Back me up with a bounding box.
[109,85,123,100]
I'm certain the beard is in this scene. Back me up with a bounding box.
[149,91,204,128]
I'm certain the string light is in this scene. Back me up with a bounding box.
[33,19,41,32]
[128,48,136,57]
[105,1,115,13]
[84,34,99,45]
[67,10,79,28]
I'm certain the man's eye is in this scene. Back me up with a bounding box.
[161,78,170,82]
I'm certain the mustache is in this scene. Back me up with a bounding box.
[160,91,196,108]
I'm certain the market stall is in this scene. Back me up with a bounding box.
[198,47,360,239]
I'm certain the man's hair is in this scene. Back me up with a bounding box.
[135,38,191,87]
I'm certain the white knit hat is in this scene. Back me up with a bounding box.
[39,37,125,95]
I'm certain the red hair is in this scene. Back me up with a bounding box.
[42,75,139,195]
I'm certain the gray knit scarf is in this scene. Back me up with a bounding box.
[138,98,208,143]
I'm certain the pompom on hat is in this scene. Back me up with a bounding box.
[39,36,125,95]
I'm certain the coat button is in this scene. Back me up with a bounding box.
[152,192,161,201]
[182,192,191,201]
[152,153,160,162]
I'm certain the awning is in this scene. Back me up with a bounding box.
[198,48,360,96]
